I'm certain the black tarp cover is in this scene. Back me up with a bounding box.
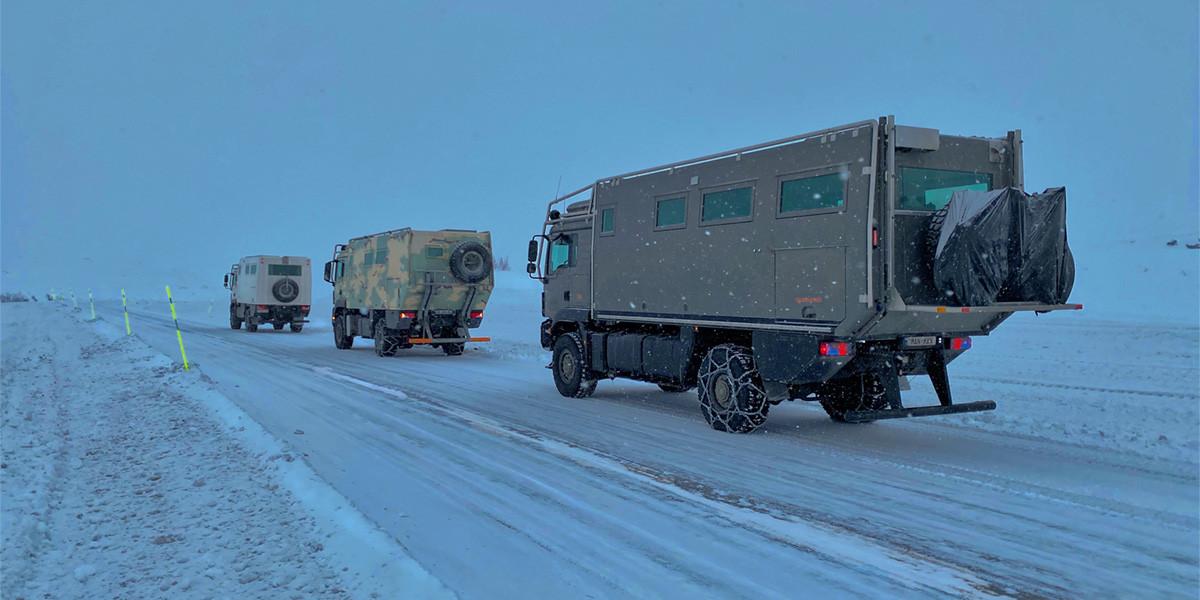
[932,187,1074,306]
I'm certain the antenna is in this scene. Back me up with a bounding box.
[553,175,562,203]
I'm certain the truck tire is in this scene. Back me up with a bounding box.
[230,310,242,330]
[333,314,353,349]
[819,373,890,423]
[552,332,596,398]
[697,344,769,433]
[658,383,691,393]
[441,342,465,356]
[272,278,300,303]
[373,319,396,357]
[449,241,492,284]
[290,323,303,333]
[273,322,284,330]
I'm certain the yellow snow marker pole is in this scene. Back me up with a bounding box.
[88,290,97,321]
[166,286,190,371]
[121,288,132,335]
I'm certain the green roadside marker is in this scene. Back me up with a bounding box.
[88,290,97,321]
[121,288,132,335]
[165,286,190,371]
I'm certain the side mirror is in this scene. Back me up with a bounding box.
[526,262,537,274]
[323,261,334,284]
[223,274,230,289]
[527,239,539,263]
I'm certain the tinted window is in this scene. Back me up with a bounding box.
[425,246,444,257]
[898,167,992,211]
[549,236,573,272]
[268,264,302,276]
[655,197,686,228]
[701,187,752,222]
[780,173,845,214]
[600,207,614,233]
[374,248,388,266]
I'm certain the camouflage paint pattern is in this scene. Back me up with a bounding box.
[333,229,493,314]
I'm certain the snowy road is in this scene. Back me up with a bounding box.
[89,293,1198,599]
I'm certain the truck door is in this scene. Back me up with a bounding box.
[543,227,590,318]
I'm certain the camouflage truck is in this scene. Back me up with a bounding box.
[223,255,312,332]
[323,228,494,356]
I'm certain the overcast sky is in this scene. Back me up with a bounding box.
[3,1,1197,297]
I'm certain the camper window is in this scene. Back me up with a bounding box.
[779,173,846,215]
[898,167,992,211]
[600,207,614,234]
[268,264,302,276]
[701,186,753,223]
[655,197,687,229]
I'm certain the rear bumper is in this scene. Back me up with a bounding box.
[842,400,996,423]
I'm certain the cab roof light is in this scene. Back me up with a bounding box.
[819,341,851,357]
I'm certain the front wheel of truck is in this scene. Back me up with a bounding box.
[552,332,596,398]
[697,344,769,433]
[229,314,242,330]
[332,314,353,349]
[290,323,303,333]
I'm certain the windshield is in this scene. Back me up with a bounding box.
[898,167,992,211]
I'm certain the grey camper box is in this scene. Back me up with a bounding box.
[527,116,1080,433]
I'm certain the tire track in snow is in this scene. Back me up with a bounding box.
[308,365,1011,599]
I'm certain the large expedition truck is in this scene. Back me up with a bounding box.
[528,116,1080,433]
[323,228,494,356]
[223,255,312,332]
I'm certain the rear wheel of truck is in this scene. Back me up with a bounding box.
[290,323,303,333]
[697,344,768,433]
[273,322,284,330]
[658,383,691,393]
[819,373,891,423]
[441,342,465,356]
[373,320,397,357]
[333,314,353,349]
[552,332,596,398]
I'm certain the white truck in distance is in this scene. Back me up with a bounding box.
[224,255,312,332]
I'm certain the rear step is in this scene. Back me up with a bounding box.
[842,400,996,423]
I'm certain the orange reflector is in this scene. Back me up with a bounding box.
[408,338,433,344]
[469,337,491,342]
[935,306,947,313]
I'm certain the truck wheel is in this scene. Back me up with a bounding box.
[373,320,396,357]
[552,332,596,398]
[449,241,492,284]
[230,314,242,330]
[819,374,890,423]
[290,323,303,333]
[441,342,465,356]
[246,318,258,332]
[333,314,353,349]
[273,322,284,330]
[697,344,768,433]
[658,383,691,393]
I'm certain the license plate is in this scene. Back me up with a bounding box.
[903,336,938,348]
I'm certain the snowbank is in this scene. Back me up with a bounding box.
[0,303,451,599]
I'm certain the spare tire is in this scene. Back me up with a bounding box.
[272,278,300,303]
[449,241,492,284]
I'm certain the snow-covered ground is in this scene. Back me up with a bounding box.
[3,268,1198,598]
[0,304,449,599]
